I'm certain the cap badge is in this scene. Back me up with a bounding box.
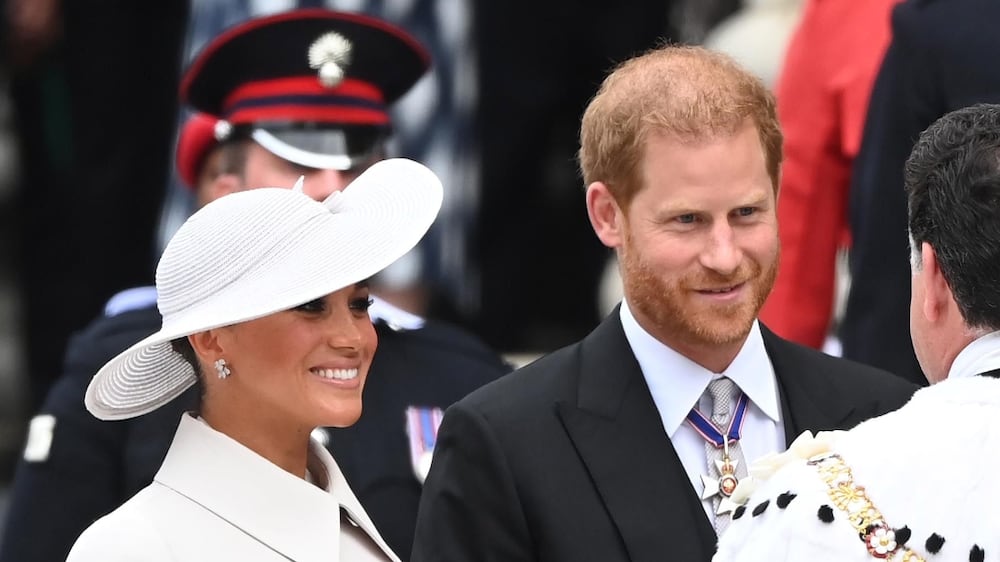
[308,32,353,88]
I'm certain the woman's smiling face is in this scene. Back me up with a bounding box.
[208,282,378,430]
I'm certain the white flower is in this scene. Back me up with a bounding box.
[729,475,761,506]
[866,526,897,557]
[730,430,845,506]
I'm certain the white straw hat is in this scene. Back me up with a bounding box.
[85,158,442,420]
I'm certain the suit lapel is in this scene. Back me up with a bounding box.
[761,326,859,444]
[556,313,716,561]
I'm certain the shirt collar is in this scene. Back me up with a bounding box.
[949,330,1000,380]
[619,301,781,437]
[368,295,425,330]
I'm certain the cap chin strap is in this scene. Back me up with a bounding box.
[251,128,355,171]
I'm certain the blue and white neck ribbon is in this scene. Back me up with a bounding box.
[689,391,751,512]
[685,392,750,448]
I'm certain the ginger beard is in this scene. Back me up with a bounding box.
[619,227,778,348]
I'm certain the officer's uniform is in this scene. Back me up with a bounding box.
[0,289,509,562]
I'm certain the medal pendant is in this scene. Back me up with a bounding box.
[700,451,742,514]
[701,441,740,515]
[700,456,741,499]
[717,457,739,497]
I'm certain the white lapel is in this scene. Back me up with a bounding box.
[154,415,398,562]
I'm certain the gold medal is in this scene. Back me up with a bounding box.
[700,439,741,515]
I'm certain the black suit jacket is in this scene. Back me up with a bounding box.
[411,312,916,562]
[842,0,1000,384]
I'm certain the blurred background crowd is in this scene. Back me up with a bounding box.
[1,0,995,550]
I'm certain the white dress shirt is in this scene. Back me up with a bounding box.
[619,301,786,523]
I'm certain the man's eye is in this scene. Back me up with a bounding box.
[676,214,697,224]
[736,207,756,217]
[288,162,316,175]
[350,297,374,312]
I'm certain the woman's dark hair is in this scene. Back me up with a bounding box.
[170,336,199,370]
[170,337,205,413]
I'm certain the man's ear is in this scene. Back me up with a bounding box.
[198,173,241,207]
[921,242,951,323]
[586,182,625,249]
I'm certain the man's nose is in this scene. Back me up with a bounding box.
[699,222,741,274]
[305,168,355,201]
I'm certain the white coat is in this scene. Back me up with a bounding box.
[714,375,1000,561]
[68,414,400,561]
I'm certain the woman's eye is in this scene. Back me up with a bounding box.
[350,297,374,312]
[294,298,326,313]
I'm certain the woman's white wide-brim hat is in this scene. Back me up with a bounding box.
[85,158,443,420]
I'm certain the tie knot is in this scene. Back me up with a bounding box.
[706,377,738,422]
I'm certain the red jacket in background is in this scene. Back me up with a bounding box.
[760,0,903,348]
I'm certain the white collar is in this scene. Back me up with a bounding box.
[948,330,1000,380]
[368,295,425,330]
[619,301,781,437]
[155,415,398,562]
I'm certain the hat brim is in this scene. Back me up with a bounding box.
[251,127,385,171]
[86,158,442,420]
